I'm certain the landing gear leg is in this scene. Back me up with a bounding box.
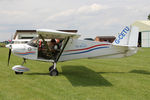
[21,58,26,65]
[49,62,54,71]
[49,62,58,76]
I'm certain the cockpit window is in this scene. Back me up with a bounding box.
[28,37,39,47]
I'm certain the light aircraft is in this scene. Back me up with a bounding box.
[6,26,139,76]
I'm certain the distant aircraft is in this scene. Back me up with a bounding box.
[6,26,139,76]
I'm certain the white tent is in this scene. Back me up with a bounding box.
[133,21,150,47]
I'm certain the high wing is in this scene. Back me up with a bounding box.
[36,29,81,39]
[36,29,81,62]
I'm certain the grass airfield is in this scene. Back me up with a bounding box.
[0,48,150,100]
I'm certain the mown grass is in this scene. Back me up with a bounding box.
[0,48,150,100]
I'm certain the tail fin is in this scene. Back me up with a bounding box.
[113,26,139,47]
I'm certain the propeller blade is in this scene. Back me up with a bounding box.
[8,49,11,65]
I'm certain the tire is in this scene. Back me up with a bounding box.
[50,69,58,76]
[15,71,23,74]
[49,65,54,71]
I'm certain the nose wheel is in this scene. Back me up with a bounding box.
[49,62,58,76]
[15,71,23,74]
[13,58,28,75]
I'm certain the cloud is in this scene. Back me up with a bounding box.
[46,4,109,21]
[0,10,26,15]
[77,3,107,13]
[0,0,150,41]
[0,26,7,30]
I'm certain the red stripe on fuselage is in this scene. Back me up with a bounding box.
[64,44,110,52]
[16,51,36,54]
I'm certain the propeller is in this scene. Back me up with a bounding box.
[8,47,12,66]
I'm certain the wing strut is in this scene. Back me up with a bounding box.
[55,37,70,62]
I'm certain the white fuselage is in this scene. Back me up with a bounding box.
[59,39,137,61]
[9,38,138,62]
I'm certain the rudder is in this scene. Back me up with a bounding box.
[113,26,139,47]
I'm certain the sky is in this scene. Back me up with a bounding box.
[0,0,150,41]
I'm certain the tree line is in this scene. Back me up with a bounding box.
[148,14,150,20]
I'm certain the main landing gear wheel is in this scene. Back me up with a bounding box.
[49,62,59,76]
[50,69,58,76]
[15,71,23,74]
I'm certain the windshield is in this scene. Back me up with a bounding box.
[28,37,39,47]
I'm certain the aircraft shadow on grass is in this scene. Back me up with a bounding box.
[26,73,49,75]
[129,70,150,75]
[97,70,150,75]
[25,65,113,87]
[60,65,113,87]
[25,66,150,87]
[61,68,150,87]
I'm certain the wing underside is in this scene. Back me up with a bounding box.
[36,29,80,39]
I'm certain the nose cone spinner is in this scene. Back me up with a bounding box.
[6,44,12,49]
